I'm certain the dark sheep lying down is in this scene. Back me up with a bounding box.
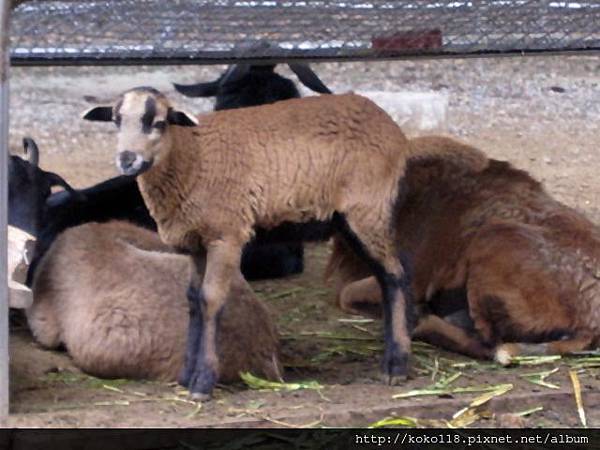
[30,173,304,285]
[28,220,282,383]
[327,135,600,364]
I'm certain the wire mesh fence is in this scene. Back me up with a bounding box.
[8,0,600,65]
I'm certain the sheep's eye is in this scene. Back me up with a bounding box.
[153,121,166,131]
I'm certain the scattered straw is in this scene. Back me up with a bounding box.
[569,369,587,428]
[349,324,377,336]
[393,382,512,399]
[448,384,513,428]
[448,408,491,428]
[262,411,325,428]
[240,372,323,392]
[337,318,375,324]
[297,331,376,341]
[263,287,305,300]
[520,368,560,390]
[510,355,562,365]
[368,416,418,428]
[514,405,544,417]
[567,356,600,370]
[433,372,463,389]
[368,416,449,428]
[184,403,203,419]
[93,400,131,407]
[102,384,125,393]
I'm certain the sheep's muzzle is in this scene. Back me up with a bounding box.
[117,151,152,176]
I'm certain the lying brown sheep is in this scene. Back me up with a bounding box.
[84,88,423,399]
[27,220,282,383]
[326,135,600,364]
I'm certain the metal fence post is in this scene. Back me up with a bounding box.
[0,0,10,427]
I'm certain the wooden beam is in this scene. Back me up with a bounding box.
[0,0,11,427]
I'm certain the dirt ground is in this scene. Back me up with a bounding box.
[5,55,600,428]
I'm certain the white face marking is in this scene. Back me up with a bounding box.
[114,91,171,175]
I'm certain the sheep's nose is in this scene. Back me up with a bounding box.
[119,151,137,170]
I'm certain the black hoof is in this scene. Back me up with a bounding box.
[382,345,409,383]
[178,367,192,388]
[190,392,212,402]
[381,373,409,386]
[188,367,218,401]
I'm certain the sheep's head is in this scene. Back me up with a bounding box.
[83,86,198,176]
[9,138,77,236]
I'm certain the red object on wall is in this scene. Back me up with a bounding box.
[372,29,443,53]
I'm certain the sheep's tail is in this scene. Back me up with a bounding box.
[494,336,593,366]
[407,135,489,172]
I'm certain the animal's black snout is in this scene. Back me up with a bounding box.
[119,151,137,170]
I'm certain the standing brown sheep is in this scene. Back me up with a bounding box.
[27,220,282,383]
[84,88,422,399]
[327,135,600,364]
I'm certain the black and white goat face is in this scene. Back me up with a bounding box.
[83,87,197,176]
[9,138,75,235]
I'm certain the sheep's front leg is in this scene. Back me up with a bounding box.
[179,250,207,388]
[187,238,242,401]
[179,281,203,388]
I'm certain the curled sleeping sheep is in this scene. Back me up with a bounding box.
[326,135,600,364]
[27,220,282,383]
[84,88,441,399]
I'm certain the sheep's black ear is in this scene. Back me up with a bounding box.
[173,81,220,98]
[219,64,250,86]
[167,108,198,127]
[82,106,113,122]
[289,63,332,94]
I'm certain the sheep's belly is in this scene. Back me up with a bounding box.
[256,201,336,230]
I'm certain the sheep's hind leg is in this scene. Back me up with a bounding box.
[338,275,382,318]
[336,214,415,384]
[494,335,593,366]
[378,263,415,384]
[188,238,243,401]
[413,314,493,360]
